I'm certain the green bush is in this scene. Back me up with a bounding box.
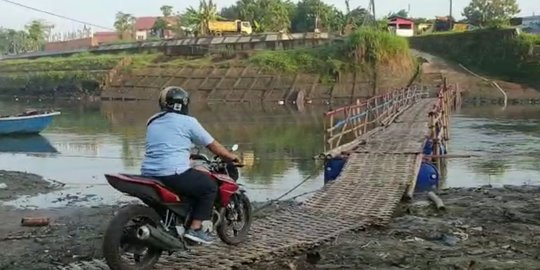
[409,29,540,84]
[249,27,413,75]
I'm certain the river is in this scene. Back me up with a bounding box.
[1,98,539,208]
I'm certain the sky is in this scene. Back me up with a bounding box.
[0,0,538,33]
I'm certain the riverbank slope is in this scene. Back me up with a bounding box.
[1,171,538,269]
[410,29,540,100]
[0,28,418,102]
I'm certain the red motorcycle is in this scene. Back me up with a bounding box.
[102,144,252,270]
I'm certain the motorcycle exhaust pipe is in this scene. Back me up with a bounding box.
[136,225,184,250]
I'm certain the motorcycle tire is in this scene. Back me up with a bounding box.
[217,193,253,245]
[102,205,162,270]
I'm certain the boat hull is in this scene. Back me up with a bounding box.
[0,112,61,135]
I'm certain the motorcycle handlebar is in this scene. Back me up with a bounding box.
[232,162,245,168]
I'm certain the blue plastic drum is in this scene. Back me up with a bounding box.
[324,157,347,184]
[415,161,440,192]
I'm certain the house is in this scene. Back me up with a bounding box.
[134,16,177,40]
[387,16,414,37]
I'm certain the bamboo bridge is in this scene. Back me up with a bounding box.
[59,74,459,270]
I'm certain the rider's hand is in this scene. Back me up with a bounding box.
[229,154,240,163]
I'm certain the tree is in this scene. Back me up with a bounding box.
[220,5,240,19]
[152,17,169,38]
[349,7,372,25]
[114,12,136,39]
[182,0,220,36]
[389,9,409,18]
[160,5,174,17]
[462,0,520,28]
[291,0,339,32]
[258,0,292,32]
[25,20,54,42]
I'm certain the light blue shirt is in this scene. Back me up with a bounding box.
[141,112,214,176]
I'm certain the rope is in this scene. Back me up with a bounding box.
[458,63,508,110]
[253,173,318,214]
[2,152,318,162]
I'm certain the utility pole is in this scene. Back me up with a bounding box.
[371,0,376,19]
[449,0,453,30]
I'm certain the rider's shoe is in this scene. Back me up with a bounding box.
[184,229,215,244]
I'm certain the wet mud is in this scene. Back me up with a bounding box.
[0,171,295,270]
[1,171,539,270]
[248,186,540,270]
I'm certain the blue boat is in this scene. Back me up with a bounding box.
[0,111,61,135]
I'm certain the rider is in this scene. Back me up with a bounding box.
[141,86,239,244]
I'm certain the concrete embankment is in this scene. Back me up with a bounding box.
[0,28,419,102]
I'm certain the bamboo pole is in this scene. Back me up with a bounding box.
[405,153,424,199]
[427,191,445,210]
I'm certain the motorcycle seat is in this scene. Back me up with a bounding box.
[119,174,166,185]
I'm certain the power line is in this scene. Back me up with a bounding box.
[0,0,115,31]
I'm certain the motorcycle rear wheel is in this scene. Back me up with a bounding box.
[217,193,252,245]
[102,205,162,270]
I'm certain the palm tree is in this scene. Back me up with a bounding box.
[182,0,221,36]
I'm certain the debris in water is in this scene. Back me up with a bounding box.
[21,217,50,227]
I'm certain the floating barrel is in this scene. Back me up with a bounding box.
[423,138,433,155]
[423,138,447,156]
[324,157,347,184]
[415,161,440,192]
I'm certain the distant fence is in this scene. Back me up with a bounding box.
[0,32,340,61]
[323,86,428,152]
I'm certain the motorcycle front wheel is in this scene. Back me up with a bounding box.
[216,193,252,245]
[102,205,162,270]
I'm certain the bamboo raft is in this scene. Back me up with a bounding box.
[59,77,457,270]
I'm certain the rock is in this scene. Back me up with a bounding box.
[470,226,483,232]
[440,234,459,246]
[0,183,7,189]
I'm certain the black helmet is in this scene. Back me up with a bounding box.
[158,86,190,115]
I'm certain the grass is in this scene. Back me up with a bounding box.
[249,27,414,80]
[0,53,125,72]
[0,28,417,89]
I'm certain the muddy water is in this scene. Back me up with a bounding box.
[445,105,540,187]
[0,99,539,208]
[0,99,326,207]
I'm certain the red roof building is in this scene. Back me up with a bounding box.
[134,16,176,40]
[387,16,415,37]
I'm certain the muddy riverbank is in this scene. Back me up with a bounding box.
[1,171,539,270]
[248,186,540,270]
[0,170,295,270]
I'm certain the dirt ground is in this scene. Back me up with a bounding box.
[1,171,539,270]
[249,186,540,270]
[0,171,293,270]
[413,49,540,102]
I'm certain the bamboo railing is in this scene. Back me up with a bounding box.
[323,86,428,152]
[427,77,461,172]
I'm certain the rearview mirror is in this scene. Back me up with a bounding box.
[231,144,239,152]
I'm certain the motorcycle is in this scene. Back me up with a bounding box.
[102,144,252,270]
